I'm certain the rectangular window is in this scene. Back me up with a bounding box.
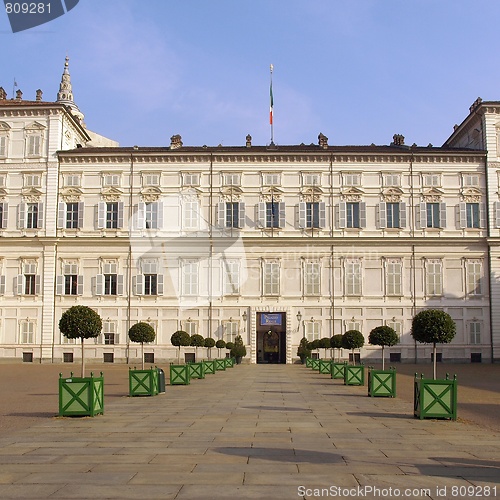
[104,274,117,295]
[183,173,200,186]
[26,203,39,229]
[343,173,360,186]
[304,262,320,295]
[183,201,199,230]
[469,322,481,344]
[0,136,7,157]
[423,174,440,187]
[103,174,120,186]
[27,135,41,156]
[66,202,79,229]
[386,202,400,228]
[20,321,34,343]
[0,203,4,229]
[303,173,320,186]
[426,260,443,296]
[386,260,402,296]
[145,202,157,229]
[226,202,239,228]
[182,261,198,296]
[306,203,320,228]
[106,202,118,229]
[386,320,402,338]
[184,320,197,336]
[263,173,280,186]
[466,203,480,229]
[224,173,241,186]
[463,174,479,187]
[65,174,81,187]
[345,260,361,296]
[346,202,360,228]
[466,260,482,296]
[24,174,41,187]
[384,174,400,187]
[266,202,280,228]
[24,274,36,295]
[426,203,441,228]
[103,321,117,345]
[305,321,321,341]
[223,260,240,295]
[263,261,280,295]
[225,321,239,343]
[144,274,158,295]
[65,275,78,295]
[143,173,159,186]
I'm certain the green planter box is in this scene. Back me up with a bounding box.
[414,374,457,420]
[59,372,104,417]
[344,365,365,386]
[170,364,191,385]
[188,362,206,379]
[331,362,347,379]
[305,357,313,368]
[203,360,216,374]
[368,367,396,397]
[129,367,159,397]
[311,359,320,371]
[215,359,227,371]
[225,357,235,368]
[318,360,332,375]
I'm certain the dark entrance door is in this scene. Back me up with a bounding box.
[256,312,286,364]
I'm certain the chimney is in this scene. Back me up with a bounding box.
[36,89,43,101]
[0,87,6,100]
[318,132,328,149]
[246,134,252,148]
[392,134,404,146]
[170,134,183,149]
[15,89,23,100]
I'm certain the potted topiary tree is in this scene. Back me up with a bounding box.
[411,309,458,420]
[342,330,365,386]
[230,335,247,364]
[330,334,343,362]
[190,333,205,362]
[204,337,216,359]
[189,334,206,379]
[170,330,191,385]
[297,337,311,364]
[330,334,346,379]
[128,322,158,397]
[215,339,226,358]
[58,305,103,417]
[368,325,399,397]
[171,330,191,364]
[318,337,332,374]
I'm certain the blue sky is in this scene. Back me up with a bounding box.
[1,0,499,148]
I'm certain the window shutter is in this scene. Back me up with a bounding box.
[156,201,164,229]
[157,274,164,295]
[217,202,226,227]
[318,202,326,228]
[15,275,24,295]
[0,275,5,295]
[419,203,427,229]
[95,274,104,295]
[278,202,286,228]
[459,202,467,229]
[18,203,26,229]
[439,202,447,228]
[495,202,500,228]
[56,275,64,295]
[136,202,145,230]
[134,274,144,295]
[359,202,366,228]
[57,202,66,229]
[378,202,387,229]
[238,202,245,228]
[35,275,41,294]
[36,203,44,229]
[298,202,307,228]
[399,202,407,228]
[480,203,486,229]
[338,202,346,228]
[256,202,266,228]
[77,202,84,228]
[1,202,8,229]
[97,202,106,229]
[117,202,124,229]
[77,275,84,295]
[117,274,124,295]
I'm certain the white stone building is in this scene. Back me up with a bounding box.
[0,61,499,364]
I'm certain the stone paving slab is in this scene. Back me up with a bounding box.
[0,363,498,499]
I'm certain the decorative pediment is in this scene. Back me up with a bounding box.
[60,187,83,202]
[220,185,243,201]
[261,186,284,202]
[461,187,482,203]
[22,187,43,201]
[140,186,162,202]
[0,121,11,131]
[180,186,202,201]
[422,188,443,202]
[25,121,46,131]
[101,186,123,201]
[300,186,323,202]
[341,186,364,201]
[381,187,403,202]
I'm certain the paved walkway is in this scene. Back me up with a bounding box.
[0,364,498,499]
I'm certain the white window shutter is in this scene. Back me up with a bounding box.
[156,201,164,229]
[256,202,266,228]
[77,202,84,229]
[338,202,346,228]
[419,203,427,229]
[95,274,104,295]
[136,202,145,230]
[278,202,286,228]
[217,202,226,227]
[117,202,124,229]
[35,275,41,295]
[56,275,64,295]
[399,202,407,228]
[319,202,326,228]
[57,202,66,229]
[37,203,44,229]
[359,202,366,228]
[298,202,307,228]
[117,275,124,295]
[15,275,24,295]
[97,202,106,229]
[459,202,467,229]
[1,202,8,229]
[18,203,26,229]
[134,274,144,295]
[0,275,5,295]
[378,202,387,229]
[480,203,486,229]
[439,202,447,228]
[157,274,164,295]
[238,202,246,228]
[77,275,84,295]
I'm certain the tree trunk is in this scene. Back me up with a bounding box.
[433,342,437,380]
[141,342,145,370]
[81,337,85,378]
[352,349,356,365]
[381,345,385,370]
[178,346,181,364]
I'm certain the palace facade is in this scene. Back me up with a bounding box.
[1,61,499,364]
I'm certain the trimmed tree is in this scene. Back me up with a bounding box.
[190,334,205,361]
[342,330,365,365]
[215,339,226,358]
[129,322,156,370]
[330,334,343,362]
[204,337,216,359]
[368,326,399,370]
[230,335,247,361]
[59,306,102,378]
[319,337,331,359]
[171,330,191,363]
[297,337,311,362]
[411,309,456,379]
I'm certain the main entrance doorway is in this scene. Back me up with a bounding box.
[256,312,286,364]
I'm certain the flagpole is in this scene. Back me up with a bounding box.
[269,64,274,145]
